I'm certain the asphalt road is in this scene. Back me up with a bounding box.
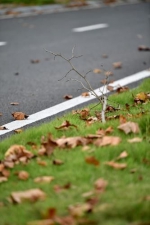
[0,3,150,128]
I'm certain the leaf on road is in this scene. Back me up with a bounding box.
[113,62,122,69]
[116,151,128,160]
[93,69,102,74]
[105,161,127,170]
[94,136,121,147]
[85,156,100,166]
[53,159,64,165]
[12,112,29,120]
[102,54,108,58]
[138,45,150,51]
[30,59,40,63]
[105,71,113,76]
[34,176,54,184]
[0,113,2,116]
[127,137,142,143]
[0,126,7,130]
[17,171,29,180]
[94,178,108,193]
[10,102,19,105]
[55,120,78,130]
[107,85,114,91]
[63,95,73,100]
[118,121,140,134]
[11,189,46,204]
[81,92,90,97]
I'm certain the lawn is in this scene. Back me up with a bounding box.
[0,78,150,225]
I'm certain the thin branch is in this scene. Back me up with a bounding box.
[58,69,73,81]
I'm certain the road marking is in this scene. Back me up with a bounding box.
[0,42,7,46]
[0,70,150,136]
[72,23,109,32]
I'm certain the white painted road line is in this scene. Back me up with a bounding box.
[72,23,109,32]
[0,42,7,46]
[0,70,150,136]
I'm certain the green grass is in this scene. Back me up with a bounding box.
[0,78,150,225]
[0,0,57,6]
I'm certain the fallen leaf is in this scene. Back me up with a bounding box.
[94,178,108,193]
[45,207,57,219]
[63,95,73,100]
[81,92,90,97]
[1,169,10,178]
[10,102,19,105]
[138,45,150,51]
[102,54,108,58]
[118,121,140,134]
[12,112,28,120]
[27,219,54,225]
[85,156,100,166]
[113,62,122,69]
[55,120,77,130]
[0,126,7,130]
[105,161,127,170]
[37,160,47,167]
[134,92,148,104]
[3,161,14,168]
[53,159,64,165]
[41,134,58,155]
[116,151,128,160]
[96,126,113,136]
[79,108,90,120]
[34,176,54,183]
[17,171,29,180]
[0,113,2,116]
[116,86,129,94]
[69,203,91,217]
[14,129,23,133]
[107,85,114,91]
[86,116,98,126]
[93,69,102,74]
[105,71,113,76]
[94,136,121,147]
[119,115,127,124]
[30,59,40,63]
[11,189,46,203]
[100,79,107,85]
[143,196,150,201]
[82,191,94,198]
[54,183,71,193]
[56,136,89,149]
[127,137,142,143]
[0,177,8,183]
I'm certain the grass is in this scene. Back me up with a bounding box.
[0,0,57,6]
[0,78,150,225]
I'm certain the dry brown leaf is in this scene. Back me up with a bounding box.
[41,134,58,155]
[94,178,108,193]
[17,171,29,180]
[127,137,142,143]
[14,129,23,134]
[119,115,127,124]
[100,79,107,85]
[79,108,90,120]
[116,86,129,94]
[81,92,90,97]
[69,203,91,217]
[10,102,19,105]
[113,62,122,69]
[85,156,100,166]
[27,219,54,225]
[118,121,140,134]
[116,151,128,160]
[55,120,77,130]
[105,161,127,170]
[3,161,14,169]
[0,177,8,183]
[1,169,10,178]
[37,160,47,167]
[11,189,46,203]
[34,176,54,183]
[94,136,121,147]
[138,45,150,51]
[0,113,2,116]
[56,136,89,149]
[12,112,28,120]
[93,69,102,74]
[30,59,40,63]
[0,126,7,130]
[54,183,71,193]
[107,85,114,91]
[105,71,113,76]
[63,95,73,100]
[53,159,64,165]
[0,164,5,172]
[134,92,148,104]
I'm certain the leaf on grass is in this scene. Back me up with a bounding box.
[93,69,102,74]
[116,151,128,160]
[10,102,19,105]
[94,178,108,193]
[53,159,64,165]
[86,116,98,126]
[56,136,89,149]
[27,219,54,225]
[37,160,47,167]
[12,112,28,120]
[0,177,8,183]
[69,203,91,217]
[127,137,142,143]
[63,95,73,100]
[5,145,33,160]
[85,156,100,166]
[94,136,121,147]
[79,108,90,120]
[118,121,140,134]
[3,161,14,169]
[105,161,127,170]
[116,86,129,94]
[81,92,90,97]
[113,62,122,69]
[0,126,7,130]
[82,191,94,198]
[54,183,71,193]
[55,120,77,130]
[45,207,57,219]
[41,134,58,155]
[134,92,148,104]
[17,171,29,180]
[96,126,113,136]
[14,129,23,133]
[34,176,54,183]
[119,115,127,124]
[11,189,46,204]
